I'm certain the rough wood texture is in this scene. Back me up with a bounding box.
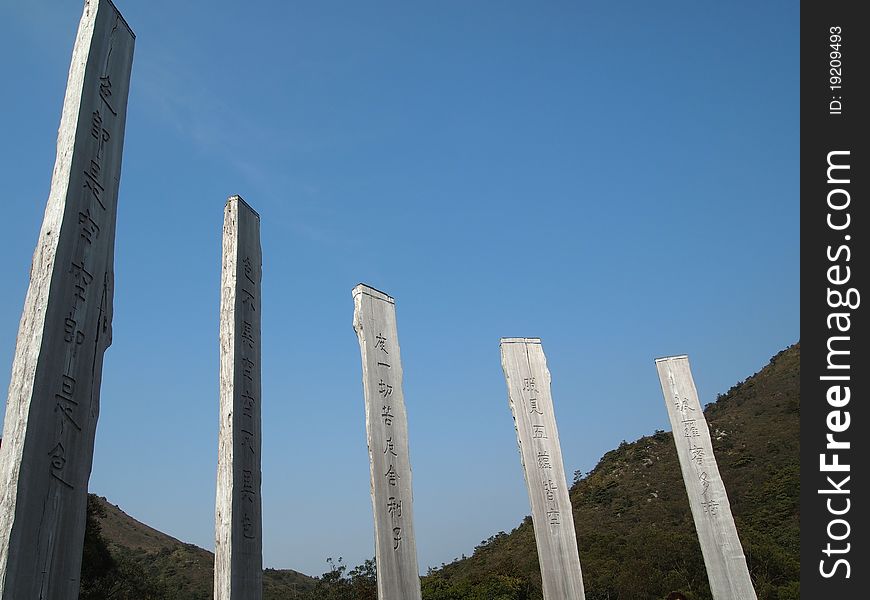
[0,1,134,597]
[500,338,585,600]
[215,196,263,600]
[352,285,422,600]
[655,355,757,600]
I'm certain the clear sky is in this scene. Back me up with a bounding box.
[1,0,798,578]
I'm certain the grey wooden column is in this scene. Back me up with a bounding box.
[352,284,422,600]
[655,355,757,600]
[0,1,134,597]
[500,338,585,600]
[215,196,263,600]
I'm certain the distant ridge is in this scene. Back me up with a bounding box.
[96,496,188,554]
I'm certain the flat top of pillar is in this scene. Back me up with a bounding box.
[104,0,136,38]
[500,337,542,345]
[352,283,394,304]
[654,354,689,363]
[226,195,260,219]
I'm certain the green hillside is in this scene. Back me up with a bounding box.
[79,342,799,599]
[81,494,317,599]
[425,343,800,599]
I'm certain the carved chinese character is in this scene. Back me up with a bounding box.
[522,377,537,393]
[241,430,256,455]
[83,169,106,210]
[55,374,81,431]
[241,320,255,349]
[240,413,255,436]
[242,511,255,539]
[674,395,695,413]
[378,379,393,398]
[689,441,705,465]
[374,333,389,353]
[241,469,256,504]
[392,526,402,550]
[99,75,117,116]
[70,260,93,310]
[537,450,552,469]
[241,392,255,417]
[547,510,561,525]
[79,209,100,245]
[48,442,74,489]
[64,313,84,345]
[701,498,719,516]
[242,469,255,490]
[682,419,700,438]
[381,405,394,426]
[59,373,75,396]
[241,357,255,382]
[243,256,257,285]
[532,424,547,439]
[544,480,557,502]
[241,288,256,312]
[70,260,94,286]
[73,283,87,309]
[698,471,710,496]
[87,158,101,183]
[384,437,397,457]
[90,110,110,144]
[528,398,543,415]
[387,496,402,518]
[385,464,400,486]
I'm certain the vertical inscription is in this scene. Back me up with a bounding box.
[500,338,585,600]
[0,2,134,598]
[655,356,757,600]
[236,248,260,547]
[215,196,262,600]
[374,331,405,550]
[352,285,421,600]
[46,15,122,503]
[668,379,716,518]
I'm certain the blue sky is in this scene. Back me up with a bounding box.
[1,0,798,577]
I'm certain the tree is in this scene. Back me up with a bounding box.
[79,495,116,599]
[79,494,168,599]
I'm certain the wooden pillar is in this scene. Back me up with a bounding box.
[500,338,585,600]
[0,2,134,597]
[215,196,263,600]
[655,355,757,600]
[352,284,422,600]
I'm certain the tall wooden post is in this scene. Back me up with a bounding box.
[655,355,757,600]
[352,284,422,600]
[215,196,263,600]
[500,338,585,600]
[0,1,134,597]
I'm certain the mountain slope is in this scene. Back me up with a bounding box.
[83,343,799,599]
[427,343,800,600]
[90,495,317,599]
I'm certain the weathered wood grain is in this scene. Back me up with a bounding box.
[0,2,134,597]
[655,355,757,600]
[500,338,585,600]
[215,196,263,600]
[352,284,422,600]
